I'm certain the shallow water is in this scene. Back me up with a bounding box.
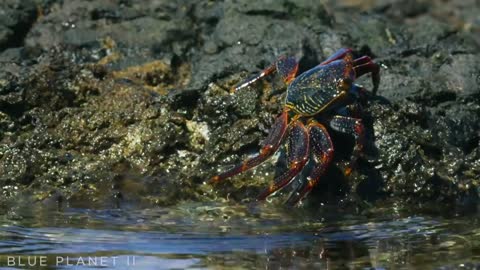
[0,201,479,269]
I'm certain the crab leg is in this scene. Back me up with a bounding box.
[319,48,353,66]
[231,56,299,92]
[353,56,372,66]
[286,120,334,205]
[257,120,310,200]
[353,61,380,95]
[329,116,365,176]
[210,110,288,183]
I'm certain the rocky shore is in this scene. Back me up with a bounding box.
[0,0,479,210]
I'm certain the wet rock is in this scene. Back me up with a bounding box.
[371,103,479,206]
[0,0,37,50]
[25,0,196,64]
[0,0,479,209]
[188,0,333,90]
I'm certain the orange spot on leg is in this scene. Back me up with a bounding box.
[284,66,298,84]
[241,162,248,171]
[345,167,353,176]
[260,146,271,156]
[307,177,315,188]
[210,175,220,183]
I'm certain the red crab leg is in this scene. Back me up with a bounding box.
[257,120,310,201]
[328,115,365,176]
[319,48,353,66]
[231,56,298,92]
[231,64,276,93]
[353,61,380,95]
[353,56,372,66]
[286,120,334,206]
[210,110,289,183]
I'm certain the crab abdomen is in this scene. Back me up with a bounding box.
[285,60,353,116]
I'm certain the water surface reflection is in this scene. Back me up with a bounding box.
[0,202,478,269]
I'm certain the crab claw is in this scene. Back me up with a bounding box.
[353,56,380,96]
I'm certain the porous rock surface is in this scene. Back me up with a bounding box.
[0,0,478,209]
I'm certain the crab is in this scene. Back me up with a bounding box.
[210,48,380,205]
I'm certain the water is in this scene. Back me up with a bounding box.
[0,201,478,270]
